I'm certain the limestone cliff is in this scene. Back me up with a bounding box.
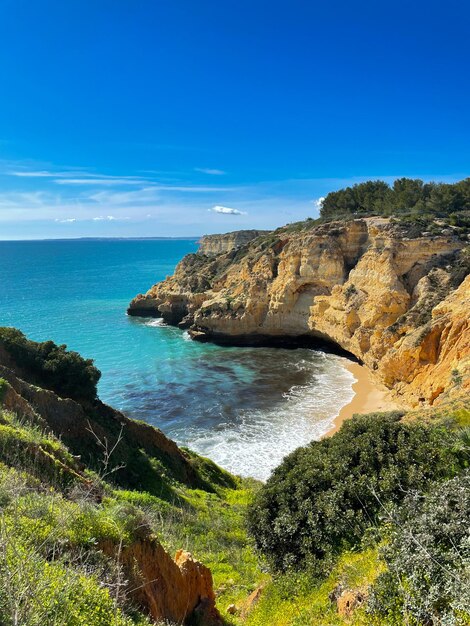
[198,229,269,256]
[128,218,469,407]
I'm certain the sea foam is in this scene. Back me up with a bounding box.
[170,354,356,481]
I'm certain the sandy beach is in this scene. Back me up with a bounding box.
[326,360,402,436]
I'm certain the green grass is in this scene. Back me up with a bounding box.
[116,476,266,623]
[404,398,470,428]
[0,401,266,624]
[0,460,151,625]
[246,548,386,626]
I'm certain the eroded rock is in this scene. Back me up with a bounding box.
[128,218,469,406]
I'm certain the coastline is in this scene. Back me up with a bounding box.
[326,360,402,437]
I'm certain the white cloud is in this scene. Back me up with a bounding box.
[209,205,246,215]
[55,218,76,223]
[55,177,147,186]
[88,186,235,206]
[92,215,129,221]
[313,196,325,210]
[6,167,151,184]
[158,185,234,192]
[195,168,226,176]
[10,170,58,178]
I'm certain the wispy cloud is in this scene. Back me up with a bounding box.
[88,188,159,205]
[92,215,129,221]
[7,167,94,179]
[54,176,148,186]
[10,170,59,178]
[4,157,466,236]
[6,167,151,186]
[195,168,226,176]
[88,185,235,204]
[154,184,235,192]
[209,205,246,215]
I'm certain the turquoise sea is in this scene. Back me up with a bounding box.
[0,239,355,480]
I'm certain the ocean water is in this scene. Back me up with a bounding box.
[0,239,355,480]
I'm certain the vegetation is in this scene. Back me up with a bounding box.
[0,329,468,625]
[0,440,151,625]
[0,327,100,403]
[245,548,384,626]
[0,390,263,626]
[320,177,470,222]
[247,412,465,573]
[370,471,470,624]
[267,177,470,239]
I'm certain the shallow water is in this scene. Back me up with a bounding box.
[0,239,354,480]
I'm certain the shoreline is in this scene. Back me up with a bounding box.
[326,360,402,437]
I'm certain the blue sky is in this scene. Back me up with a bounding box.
[0,0,469,239]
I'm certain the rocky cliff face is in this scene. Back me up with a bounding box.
[198,229,269,256]
[128,218,469,407]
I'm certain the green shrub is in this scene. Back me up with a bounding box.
[369,471,470,625]
[247,413,464,572]
[0,327,100,403]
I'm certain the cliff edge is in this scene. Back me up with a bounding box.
[0,330,223,625]
[198,229,270,256]
[128,217,469,407]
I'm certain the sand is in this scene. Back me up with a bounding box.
[326,360,402,437]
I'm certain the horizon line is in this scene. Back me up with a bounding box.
[0,235,203,242]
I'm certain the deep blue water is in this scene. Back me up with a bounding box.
[0,239,354,479]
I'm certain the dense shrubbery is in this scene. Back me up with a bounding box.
[320,177,470,222]
[370,471,470,625]
[247,413,464,572]
[0,327,100,403]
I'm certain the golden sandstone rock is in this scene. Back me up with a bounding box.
[100,540,219,625]
[128,218,469,407]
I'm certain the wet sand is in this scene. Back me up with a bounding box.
[326,361,402,436]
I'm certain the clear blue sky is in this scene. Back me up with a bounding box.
[0,0,469,239]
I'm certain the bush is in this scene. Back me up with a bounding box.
[247,413,464,572]
[369,471,470,625]
[0,327,100,403]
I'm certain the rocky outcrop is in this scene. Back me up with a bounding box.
[198,230,269,256]
[336,589,367,617]
[128,218,469,406]
[101,538,219,624]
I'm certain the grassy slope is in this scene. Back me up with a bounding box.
[0,371,468,626]
[245,548,384,626]
[0,380,266,625]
